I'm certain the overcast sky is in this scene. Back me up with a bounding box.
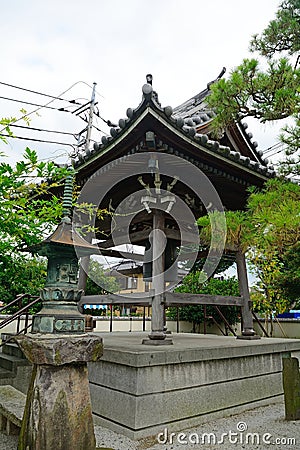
[1,0,282,165]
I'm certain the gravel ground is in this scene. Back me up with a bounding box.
[1,402,299,450]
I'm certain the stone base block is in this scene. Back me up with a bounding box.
[88,332,300,439]
[237,335,261,340]
[142,338,173,345]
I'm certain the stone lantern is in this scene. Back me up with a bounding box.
[16,169,103,450]
[28,169,97,334]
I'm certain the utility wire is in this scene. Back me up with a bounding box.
[0,81,109,147]
[0,80,94,131]
[268,148,287,158]
[266,143,288,158]
[1,94,103,133]
[0,81,82,105]
[0,95,62,111]
[79,115,105,134]
[0,80,112,136]
[263,142,285,154]
[94,115,109,136]
[10,124,76,137]
[0,133,75,148]
[78,81,104,100]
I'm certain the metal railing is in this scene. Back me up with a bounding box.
[0,294,41,346]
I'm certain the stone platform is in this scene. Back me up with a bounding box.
[88,332,300,439]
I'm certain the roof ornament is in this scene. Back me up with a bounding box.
[207,67,226,89]
[142,74,161,106]
[146,74,153,85]
[139,158,176,214]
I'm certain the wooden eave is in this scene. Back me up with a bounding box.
[75,106,269,188]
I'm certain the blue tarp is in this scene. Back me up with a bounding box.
[277,311,300,319]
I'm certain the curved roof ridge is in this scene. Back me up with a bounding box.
[173,67,226,117]
[73,74,274,179]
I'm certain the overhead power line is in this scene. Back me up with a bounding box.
[268,148,287,158]
[0,80,112,136]
[0,94,103,131]
[0,133,75,148]
[0,81,82,105]
[264,143,282,153]
[0,95,66,111]
[0,80,94,131]
[10,124,76,137]
[0,81,111,154]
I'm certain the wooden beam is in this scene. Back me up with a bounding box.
[99,231,238,253]
[100,248,208,261]
[98,230,150,248]
[98,228,200,249]
[80,292,244,307]
[80,294,153,306]
[165,228,199,244]
[99,248,144,261]
[165,292,243,306]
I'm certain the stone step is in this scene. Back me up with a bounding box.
[0,351,30,374]
[0,333,17,345]
[0,385,26,435]
[2,342,25,360]
[0,366,14,380]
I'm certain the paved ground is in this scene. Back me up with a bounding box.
[1,333,299,448]
[1,401,299,450]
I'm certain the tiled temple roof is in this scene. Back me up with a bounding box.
[73,74,275,179]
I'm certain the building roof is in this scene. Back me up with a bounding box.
[111,260,143,273]
[172,67,226,118]
[109,259,187,279]
[72,73,275,181]
[72,74,277,240]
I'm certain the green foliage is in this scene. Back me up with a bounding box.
[187,254,235,276]
[0,147,70,255]
[167,275,240,331]
[249,253,290,318]
[198,210,254,252]
[0,117,17,144]
[0,255,45,314]
[246,179,300,316]
[279,118,300,177]
[276,243,300,307]
[246,178,300,254]
[206,0,300,177]
[207,58,299,127]
[0,120,72,308]
[198,178,300,316]
[0,116,110,313]
[85,259,120,295]
[250,0,300,57]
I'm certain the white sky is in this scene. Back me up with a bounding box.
[0,0,284,166]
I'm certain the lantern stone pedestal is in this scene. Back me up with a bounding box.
[15,333,103,450]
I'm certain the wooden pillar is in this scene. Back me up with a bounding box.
[109,304,113,332]
[143,306,146,332]
[78,232,92,292]
[143,209,172,345]
[236,250,260,339]
[77,256,90,291]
